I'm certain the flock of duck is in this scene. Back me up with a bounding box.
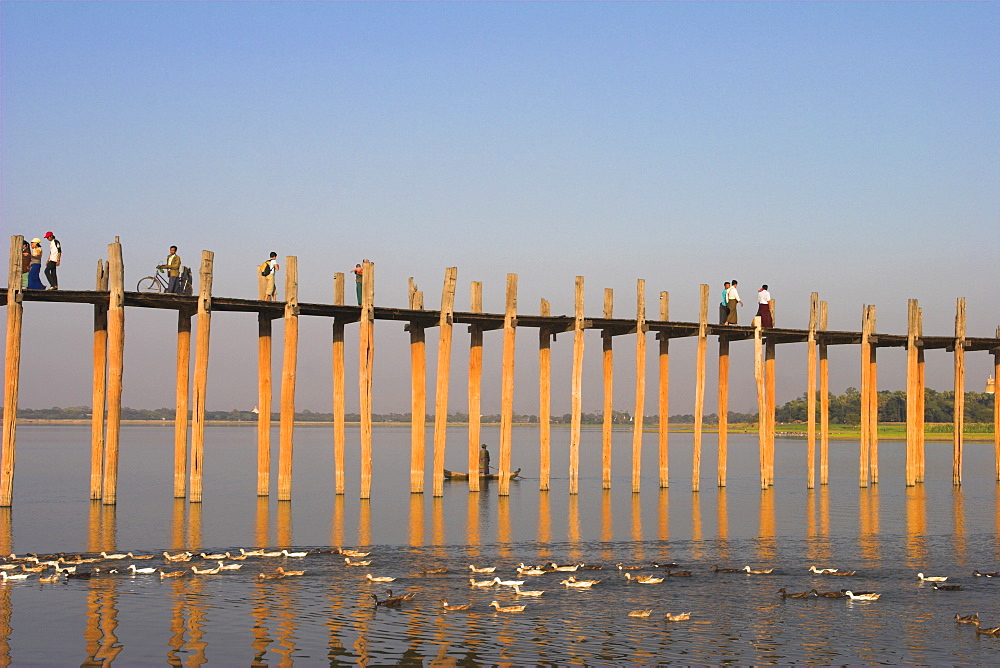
[2,548,997,634]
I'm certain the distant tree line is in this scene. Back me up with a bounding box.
[8,388,995,425]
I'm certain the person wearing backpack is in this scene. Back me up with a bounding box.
[258,252,279,301]
[43,231,61,290]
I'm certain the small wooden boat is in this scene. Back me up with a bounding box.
[443,468,521,481]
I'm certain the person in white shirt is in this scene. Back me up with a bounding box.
[725,280,742,325]
[757,285,773,328]
[43,231,61,290]
[258,252,280,301]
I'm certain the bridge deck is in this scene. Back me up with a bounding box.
[3,288,998,351]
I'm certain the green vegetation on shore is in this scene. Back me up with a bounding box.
[6,387,994,439]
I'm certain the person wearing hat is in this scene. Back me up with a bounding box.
[43,231,61,290]
[27,238,45,290]
[479,443,491,475]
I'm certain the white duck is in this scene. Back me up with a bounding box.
[281,549,309,558]
[624,573,664,584]
[844,590,880,601]
[127,564,158,575]
[916,572,948,582]
[366,573,395,583]
[512,584,544,597]
[469,564,496,573]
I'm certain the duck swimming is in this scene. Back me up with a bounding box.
[916,572,948,582]
[778,588,812,599]
[441,599,471,611]
[624,573,664,584]
[490,601,526,613]
[843,590,880,601]
[628,610,652,618]
[665,612,692,621]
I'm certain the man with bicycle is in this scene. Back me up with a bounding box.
[158,246,182,294]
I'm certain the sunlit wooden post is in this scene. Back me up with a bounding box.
[538,299,553,491]
[905,299,919,486]
[431,268,457,497]
[859,305,871,488]
[601,288,614,490]
[498,274,517,496]
[631,279,647,493]
[569,276,585,495]
[819,301,830,485]
[277,256,299,501]
[174,308,192,498]
[91,259,109,500]
[806,293,818,489]
[717,331,730,488]
[332,273,346,495]
[467,281,483,491]
[994,326,999,482]
[952,298,966,486]
[916,307,926,482]
[753,315,766,490]
[0,236,25,507]
[188,250,213,504]
[408,279,426,494]
[765,335,776,486]
[692,284,709,492]
[358,260,375,499]
[657,292,670,489]
[256,310,272,497]
[868,305,878,485]
[101,239,126,505]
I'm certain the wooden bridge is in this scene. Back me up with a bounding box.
[3,237,999,506]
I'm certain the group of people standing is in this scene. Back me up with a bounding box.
[720,280,773,328]
[20,232,61,291]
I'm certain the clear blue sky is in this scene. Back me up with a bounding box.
[3,1,998,415]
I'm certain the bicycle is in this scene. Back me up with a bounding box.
[136,267,171,293]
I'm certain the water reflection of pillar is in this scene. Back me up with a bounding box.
[188,501,203,551]
[330,494,344,549]
[497,496,512,558]
[409,493,424,546]
[0,509,10,666]
[185,577,209,666]
[805,489,817,563]
[464,492,479,546]
[83,579,123,667]
[276,500,292,547]
[255,495,270,548]
[432,496,446,547]
[715,487,728,561]
[905,485,927,567]
[567,494,581,562]
[249,578,273,667]
[951,487,967,565]
[324,584,347,664]
[166,576,188,667]
[601,489,613,543]
[272,578,299,666]
[689,491,703,560]
[858,487,880,568]
[630,493,643,560]
[537,491,551,561]
[817,485,831,563]
[657,488,669,545]
[358,499,372,547]
[83,502,106,667]
[757,490,776,562]
[170,498,186,550]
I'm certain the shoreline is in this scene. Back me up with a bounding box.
[16,419,995,442]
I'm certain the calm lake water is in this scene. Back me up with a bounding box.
[1,424,998,665]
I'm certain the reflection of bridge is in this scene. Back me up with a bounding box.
[3,236,999,506]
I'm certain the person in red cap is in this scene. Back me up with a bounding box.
[43,231,61,290]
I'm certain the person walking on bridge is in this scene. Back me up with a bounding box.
[43,231,61,290]
[726,280,743,325]
[757,285,773,328]
[719,282,731,324]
